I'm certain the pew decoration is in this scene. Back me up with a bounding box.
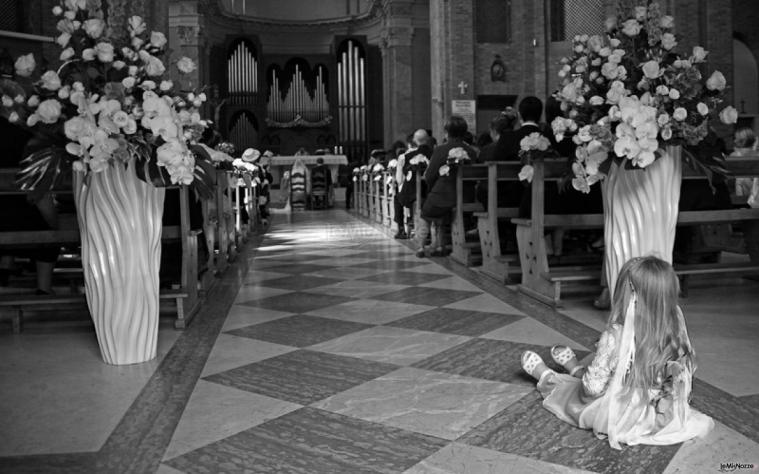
[551,1,737,293]
[518,133,556,183]
[439,147,471,177]
[0,1,214,365]
[360,165,369,181]
[210,141,236,170]
[372,163,385,181]
[352,167,360,182]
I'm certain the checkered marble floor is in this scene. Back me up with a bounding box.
[159,211,759,474]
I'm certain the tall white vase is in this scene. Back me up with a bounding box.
[73,162,165,365]
[602,145,682,296]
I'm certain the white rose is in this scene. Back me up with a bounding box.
[58,86,70,99]
[112,111,130,128]
[198,93,207,102]
[1,95,12,107]
[692,46,708,63]
[52,5,63,15]
[641,60,660,79]
[27,114,40,126]
[697,102,709,116]
[72,81,84,92]
[655,85,669,96]
[82,48,96,61]
[37,99,62,124]
[621,19,642,36]
[140,80,156,90]
[63,10,75,20]
[40,70,62,90]
[609,38,621,48]
[706,71,727,91]
[176,57,196,74]
[123,118,137,135]
[719,106,738,125]
[673,107,687,121]
[661,33,677,50]
[83,18,105,39]
[589,95,604,106]
[128,65,138,76]
[56,32,71,47]
[13,94,23,104]
[160,80,173,91]
[95,42,115,63]
[150,31,167,49]
[8,111,19,123]
[27,95,39,107]
[668,88,680,100]
[599,47,611,57]
[60,47,75,61]
[122,76,136,89]
[657,113,670,126]
[661,126,673,140]
[142,53,166,77]
[660,15,674,28]
[112,60,126,70]
[132,37,144,49]
[14,53,35,77]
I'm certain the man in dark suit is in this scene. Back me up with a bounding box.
[490,96,544,162]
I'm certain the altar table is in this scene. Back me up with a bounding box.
[268,155,348,186]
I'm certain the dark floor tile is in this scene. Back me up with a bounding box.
[388,308,525,337]
[349,250,416,261]
[739,393,759,411]
[412,338,589,385]
[203,350,398,405]
[370,287,482,307]
[360,271,450,286]
[258,274,344,291]
[459,391,681,474]
[226,314,372,347]
[165,407,448,474]
[256,254,333,264]
[237,292,353,313]
[262,263,339,275]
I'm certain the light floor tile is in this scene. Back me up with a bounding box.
[156,463,186,474]
[303,280,410,299]
[306,299,434,325]
[313,367,530,440]
[221,305,294,332]
[404,442,595,474]
[480,318,588,352]
[309,326,470,365]
[403,262,453,275]
[233,285,293,303]
[663,422,759,474]
[445,293,524,315]
[418,276,483,292]
[201,334,295,377]
[0,328,179,456]
[162,380,300,461]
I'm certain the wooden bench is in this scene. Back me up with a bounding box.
[449,163,486,266]
[0,169,204,330]
[474,161,524,282]
[514,156,759,307]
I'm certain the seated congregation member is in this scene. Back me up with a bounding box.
[416,116,476,257]
[395,129,433,239]
[491,96,543,162]
[478,108,519,208]
[521,256,713,449]
[728,127,759,263]
[258,153,274,224]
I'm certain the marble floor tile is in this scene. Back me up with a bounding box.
[309,326,471,365]
[302,265,395,280]
[314,367,530,440]
[220,305,294,332]
[200,334,295,377]
[662,422,759,473]
[309,256,380,267]
[303,280,410,299]
[253,254,333,264]
[165,407,448,474]
[254,274,344,291]
[0,328,179,456]
[236,291,354,313]
[740,394,759,409]
[258,263,339,275]
[227,314,372,347]
[299,248,370,257]
[480,317,589,352]
[404,442,594,474]
[156,463,185,474]
[360,270,451,286]
[162,380,300,460]
[412,338,590,386]
[459,391,681,474]
[232,285,293,303]
[444,293,525,315]
[388,308,524,337]
[306,298,434,324]
[203,350,398,405]
[417,276,483,292]
[241,270,292,284]
[403,263,454,275]
[371,287,483,307]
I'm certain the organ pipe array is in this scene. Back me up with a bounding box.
[229,112,257,150]
[227,41,258,104]
[337,40,366,147]
[266,65,330,123]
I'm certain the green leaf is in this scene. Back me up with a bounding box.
[16,147,67,202]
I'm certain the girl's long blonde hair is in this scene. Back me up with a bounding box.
[608,256,696,395]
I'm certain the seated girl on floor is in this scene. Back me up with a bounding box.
[520,255,714,449]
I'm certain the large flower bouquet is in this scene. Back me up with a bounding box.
[553,2,737,192]
[0,0,214,199]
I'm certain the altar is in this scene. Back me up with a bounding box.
[268,155,348,186]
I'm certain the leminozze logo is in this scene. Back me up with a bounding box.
[719,462,756,472]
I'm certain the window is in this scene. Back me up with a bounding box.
[550,0,605,42]
[476,0,511,43]
[0,0,23,32]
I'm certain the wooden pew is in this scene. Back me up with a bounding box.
[474,161,524,282]
[449,163,486,266]
[0,170,203,330]
[373,176,383,224]
[514,156,759,307]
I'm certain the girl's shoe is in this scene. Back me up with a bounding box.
[521,350,545,379]
[551,345,583,376]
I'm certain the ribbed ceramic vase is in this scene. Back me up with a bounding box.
[73,162,165,365]
[602,145,682,296]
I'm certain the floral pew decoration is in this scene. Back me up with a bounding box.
[0,0,215,365]
[372,162,386,181]
[386,159,398,187]
[438,147,471,177]
[551,1,738,293]
[518,133,556,183]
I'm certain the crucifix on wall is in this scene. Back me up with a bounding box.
[457,81,468,95]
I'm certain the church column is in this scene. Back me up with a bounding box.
[429,0,475,140]
[167,1,205,91]
[380,1,417,146]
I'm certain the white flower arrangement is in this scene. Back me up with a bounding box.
[518,132,556,182]
[0,0,213,196]
[447,147,471,164]
[553,2,736,192]
[439,164,451,177]
[409,155,429,167]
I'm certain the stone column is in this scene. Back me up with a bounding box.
[167,1,205,91]
[380,18,415,145]
[105,0,168,40]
